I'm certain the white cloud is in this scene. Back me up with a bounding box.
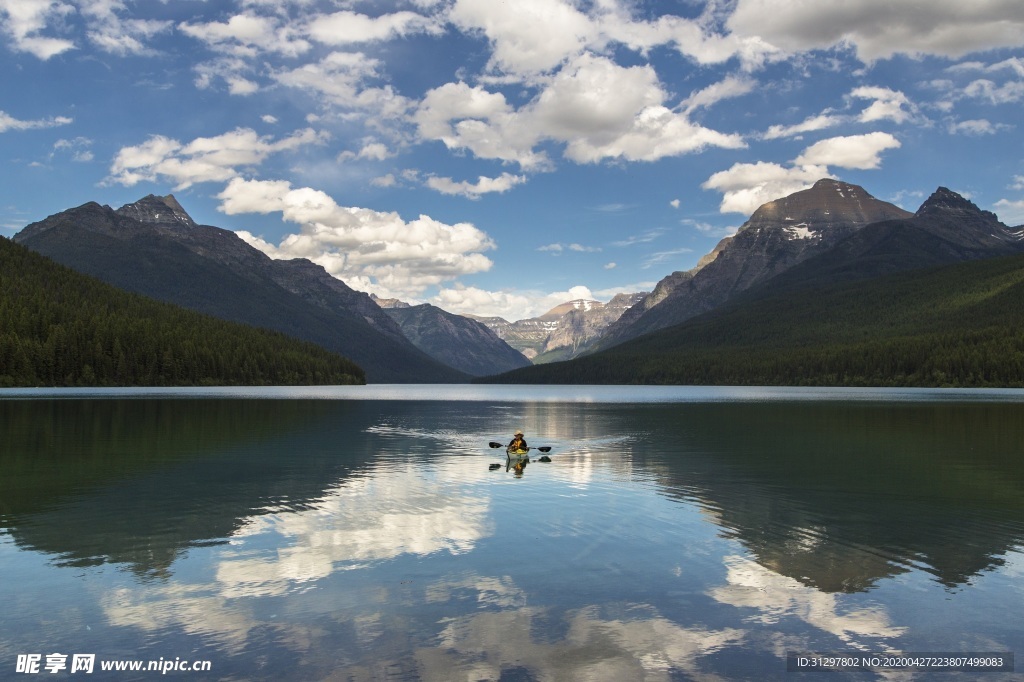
[431,285,535,320]
[0,0,76,58]
[415,81,548,169]
[80,0,170,56]
[762,86,914,141]
[52,136,93,162]
[415,53,745,169]
[611,228,667,247]
[704,133,899,214]
[948,119,1009,135]
[994,199,1024,226]
[850,86,916,123]
[219,178,496,300]
[537,54,747,163]
[762,113,843,140]
[179,13,310,58]
[728,0,1024,63]
[962,79,1024,104]
[643,247,694,269]
[307,10,440,46]
[537,242,601,253]
[670,199,680,208]
[703,161,828,215]
[0,110,72,133]
[425,172,527,199]
[449,0,779,77]
[681,75,757,114]
[273,51,412,120]
[107,127,327,190]
[432,283,599,321]
[683,218,739,239]
[448,0,593,75]
[794,132,901,170]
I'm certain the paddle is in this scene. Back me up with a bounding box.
[489,442,551,453]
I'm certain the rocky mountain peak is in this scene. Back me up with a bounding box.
[115,194,196,228]
[743,178,912,234]
[540,299,602,319]
[370,293,412,309]
[915,187,999,223]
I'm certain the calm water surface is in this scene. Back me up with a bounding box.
[1,386,1023,680]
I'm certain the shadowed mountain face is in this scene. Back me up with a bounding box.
[759,186,1024,294]
[598,179,915,348]
[13,195,466,383]
[382,303,532,376]
[599,182,1024,352]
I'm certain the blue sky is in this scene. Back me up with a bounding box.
[2,0,1023,321]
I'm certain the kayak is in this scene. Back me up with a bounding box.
[506,448,530,473]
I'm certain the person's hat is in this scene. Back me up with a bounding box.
[514,429,524,436]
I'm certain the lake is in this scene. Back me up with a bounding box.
[1,385,1022,680]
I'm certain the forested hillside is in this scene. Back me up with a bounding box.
[481,253,1024,387]
[0,237,364,387]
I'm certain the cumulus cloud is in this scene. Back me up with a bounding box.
[432,283,599,321]
[219,178,496,300]
[415,52,745,169]
[794,132,901,169]
[762,86,914,141]
[106,127,327,189]
[415,81,548,169]
[179,12,311,58]
[307,10,441,46]
[727,0,1024,63]
[448,0,594,75]
[704,132,900,214]
[0,0,76,58]
[703,161,828,215]
[273,51,412,120]
[431,285,537,320]
[425,172,527,199]
[0,110,72,133]
[449,0,779,77]
[850,86,917,124]
[994,179,1024,226]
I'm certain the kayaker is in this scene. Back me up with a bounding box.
[508,430,528,451]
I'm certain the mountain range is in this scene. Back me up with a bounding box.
[13,196,466,383]
[468,293,646,363]
[485,184,1024,385]
[376,300,532,376]
[10,180,1024,386]
[597,179,916,349]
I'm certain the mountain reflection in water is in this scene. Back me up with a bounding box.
[1,391,1022,680]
